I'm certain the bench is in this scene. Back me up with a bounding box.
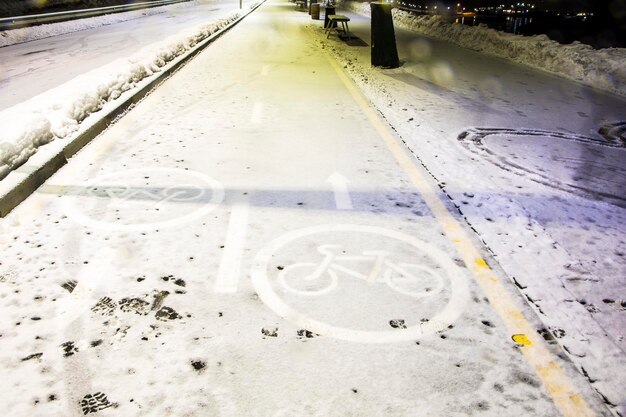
[325,15,351,39]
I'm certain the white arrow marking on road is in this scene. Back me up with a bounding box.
[214,202,249,293]
[327,173,353,210]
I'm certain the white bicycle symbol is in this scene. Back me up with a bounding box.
[278,244,444,298]
[64,168,224,231]
[253,224,470,343]
[87,184,205,210]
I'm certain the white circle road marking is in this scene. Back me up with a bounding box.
[252,224,471,343]
[62,168,224,231]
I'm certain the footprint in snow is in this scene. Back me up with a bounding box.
[80,392,116,415]
[261,327,278,338]
[296,329,317,339]
[119,297,151,315]
[91,297,117,316]
[155,306,182,321]
[389,319,407,329]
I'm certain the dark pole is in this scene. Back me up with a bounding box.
[370,2,400,68]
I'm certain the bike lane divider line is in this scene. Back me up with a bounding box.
[321,53,597,417]
[213,202,250,294]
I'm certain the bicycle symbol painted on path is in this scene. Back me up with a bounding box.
[86,183,206,210]
[278,244,444,299]
[252,224,471,343]
[63,168,224,230]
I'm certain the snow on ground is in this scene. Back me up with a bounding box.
[2,0,623,188]
[341,1,626,97]
[0,2,260,181]
[0,0,200,47]
[0,3,612,415]
[0,0,242,110]
[309,7,626,415]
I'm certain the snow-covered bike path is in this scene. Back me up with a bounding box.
[0,1,613,416]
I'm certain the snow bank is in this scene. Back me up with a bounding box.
[340,1,626,97]
[0,4,259,181]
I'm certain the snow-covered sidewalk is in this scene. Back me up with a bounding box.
[0,1,614,416]
[315,3,626,415]
[0,0,259,182]
[342,1,626,97]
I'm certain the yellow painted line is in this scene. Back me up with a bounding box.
[512,333,533,346]
[323,53,597,417]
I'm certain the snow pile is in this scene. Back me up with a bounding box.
[340,0,370,16]
[0,0,200,47]
[0,4,258,180]
[340,1,626,97]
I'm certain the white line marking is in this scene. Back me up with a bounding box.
[214,203,249,293]
[251,102,264,124]
[327,173,353,210]
[261,65,270,76]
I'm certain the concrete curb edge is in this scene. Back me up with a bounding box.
[0,0,266,217]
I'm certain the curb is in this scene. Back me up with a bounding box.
[0,0,265,217]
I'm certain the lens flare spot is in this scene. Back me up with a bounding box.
[409,39,432,60]
[29,0,48,9]
[479,76,503,98]
[430,61,455,87]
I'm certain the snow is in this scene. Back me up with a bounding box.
[0,2,259,181]
[341,1,626,97]
[0,0,242,111]
[309,7,626,414]
[0,4,599,414]
[3,0,623,183]
[0,1,624,415]
[0,0,201,48]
